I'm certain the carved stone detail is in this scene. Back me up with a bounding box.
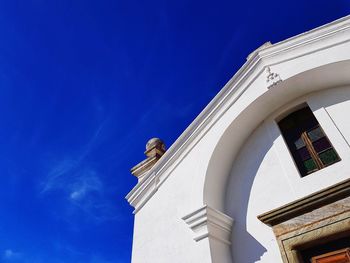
[258,178,350,263]
[258,178,350,226]
[266,66,282,89]
[131,138,166,181]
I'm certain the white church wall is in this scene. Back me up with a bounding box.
[128,17,350,263]
[203,54,350,212]
[131,144,214,263]
[226,120,288,263]
[226,86,350,263]
[310,86,350,150]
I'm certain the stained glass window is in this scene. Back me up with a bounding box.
[278,106,340,177]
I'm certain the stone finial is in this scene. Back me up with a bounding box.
[131,138,166,180]
[145,138,166,157]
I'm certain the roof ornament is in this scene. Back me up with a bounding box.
[130,138,166,181]
[265,66,282,89]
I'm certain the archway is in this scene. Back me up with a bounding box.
[203,60,350,213]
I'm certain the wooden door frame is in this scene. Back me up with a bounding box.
[311,248,350,263]
[258,178,350,263]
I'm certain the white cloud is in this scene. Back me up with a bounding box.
[3,249,21,260]
[40,159,77,194]
[41,163,103,202]
[39,159,119,224]
[38,121,122,224]
[70,189,84,200]
[69,170,103,201]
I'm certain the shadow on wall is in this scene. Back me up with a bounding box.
[223,85,350,262]
[313,86,350,110]
[225,121,276,262]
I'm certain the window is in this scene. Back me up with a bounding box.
[278,106,340,177]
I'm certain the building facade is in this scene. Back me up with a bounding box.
[127,15,350,263]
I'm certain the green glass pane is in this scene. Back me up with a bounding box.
[303,158,317,172]
[319,149,339,165]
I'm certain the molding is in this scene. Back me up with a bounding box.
[278,209,350,262]
[130,155,160,180]
[258,178,350,226]
[126,172,159,214]
[126,15,350,212]
[247,41,272,60]
[182,205,234,245]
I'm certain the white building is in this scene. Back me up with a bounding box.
[127,15,350,263]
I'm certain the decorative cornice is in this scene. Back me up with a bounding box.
[247,41,272,61]
[265,66,282,88]
[258,178,350,226]
[130,155,160,179]
[127,172,159,214]
[126,15,350,213]
[182,205,234,245]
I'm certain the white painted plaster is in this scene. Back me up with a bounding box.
[225,87,350,262]
[128,16,350,263]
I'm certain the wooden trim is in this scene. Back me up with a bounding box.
[311,248,350,263]
[301,130,324,169]
[258,178,350,226]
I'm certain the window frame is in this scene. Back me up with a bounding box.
[277,105,341,177]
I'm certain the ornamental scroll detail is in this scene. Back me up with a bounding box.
[266,66,282,89]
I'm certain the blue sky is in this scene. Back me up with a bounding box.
[0,1,349,262]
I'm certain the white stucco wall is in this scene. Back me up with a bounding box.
[131,143,213,263]
[226,87,350,263]
[131,86,350,263]
[128,16,350,263]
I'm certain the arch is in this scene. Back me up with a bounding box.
[203,60,350,214]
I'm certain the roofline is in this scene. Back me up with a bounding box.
[126,14,350,213]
